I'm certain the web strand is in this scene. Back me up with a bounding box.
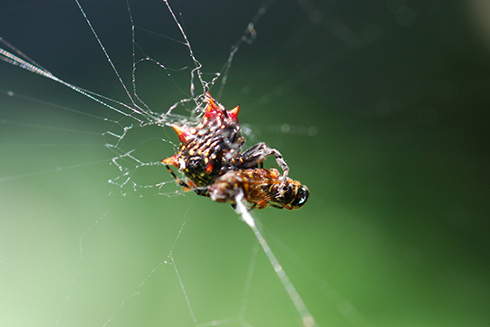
[162,0,205,96]
[0,40,148,124]
[73,0,143,115]
[235,192,318,327]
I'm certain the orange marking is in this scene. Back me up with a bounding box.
[171,124,193,144]
[228,105,240,122]
[161,155,178,166]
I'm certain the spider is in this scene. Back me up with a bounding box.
[162,93,308,209]
[208,168,309,210]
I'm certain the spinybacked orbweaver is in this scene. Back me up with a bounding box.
[162,93,309,209]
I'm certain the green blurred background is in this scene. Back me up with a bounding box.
[1,1,489,326]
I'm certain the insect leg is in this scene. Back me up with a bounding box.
[270,203,285,209]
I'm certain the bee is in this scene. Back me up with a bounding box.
[207,168,309,210]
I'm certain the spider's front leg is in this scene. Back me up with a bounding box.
[164,164,190,189]
[164,164,209,197]
[240,142,289,178]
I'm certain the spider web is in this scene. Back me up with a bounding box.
[0,0,372,326]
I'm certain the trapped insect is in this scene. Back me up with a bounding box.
[162,93,309,209]
[209,168,309,210]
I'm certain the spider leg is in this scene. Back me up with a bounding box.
[240,142,289,178]
[164,164,190,189]
[193,185,210,197]
[165,164,210,197]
